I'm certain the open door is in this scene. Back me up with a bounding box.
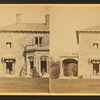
[41,61,47,73]
[93,64,99,75]
[6,62,12,74]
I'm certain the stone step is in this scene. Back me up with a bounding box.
[42,73,49,78]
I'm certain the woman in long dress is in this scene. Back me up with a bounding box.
[32,67,40,78]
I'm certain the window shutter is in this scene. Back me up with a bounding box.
[42,37,45,46]
[32,37,35,45]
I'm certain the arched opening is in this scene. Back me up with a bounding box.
[62,59,78,77]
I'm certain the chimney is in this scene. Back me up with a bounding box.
[45,14,50,25]
[16,13,21,25]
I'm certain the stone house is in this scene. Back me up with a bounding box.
[76,25,100,78]
[0,13,50,77]
[59,24,100,79]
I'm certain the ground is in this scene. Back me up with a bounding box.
[0,78,49,93]
[50,79,100,93]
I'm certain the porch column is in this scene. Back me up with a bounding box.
[59,58,64,78]
[38,59,41,74]
[35,57,38,73]
[27,58,30,76]
[37,60,39,73]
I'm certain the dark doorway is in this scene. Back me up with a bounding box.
[6,62,12,74]
[41,61,47,73]
[93,64,99,75]
[30,61,34,72]
[62,59,78,77]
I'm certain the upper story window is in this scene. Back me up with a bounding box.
[32,36,45,47]
[6,42,12,48]
[35,37,42,45]
[93,43,98,49]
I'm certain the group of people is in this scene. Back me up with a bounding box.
[32,67,46,78]
[20,66,46,77]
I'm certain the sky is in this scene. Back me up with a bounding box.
[0,6,49,26]
[0,6,100,60]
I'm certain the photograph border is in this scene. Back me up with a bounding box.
[0,4,100,96]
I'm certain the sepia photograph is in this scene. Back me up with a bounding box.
[50,5,100,93]
[1,4,100,95]
[0,6,50,93]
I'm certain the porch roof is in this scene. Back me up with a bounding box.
[89,58,100,61]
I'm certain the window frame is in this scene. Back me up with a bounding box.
[6,42,12,48]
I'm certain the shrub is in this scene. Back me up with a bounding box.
[64,63,78,77]
[50,60,60,79]
[78,75,83,79]
[50,66,60,79]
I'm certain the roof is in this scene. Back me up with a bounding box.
[60,55,78,58]
[79,24,100,31]
[76,24,100,44]
[0,23,49,32]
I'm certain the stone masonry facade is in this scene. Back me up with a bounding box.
[0,14,50,77]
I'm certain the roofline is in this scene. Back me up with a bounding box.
[24,50,50,53]
[76,30,100,33]
[76,30,100,44]
[60,55,78,58]
[76,30,79,44]
[0,30,50,34]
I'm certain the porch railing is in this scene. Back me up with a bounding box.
[24,44,49,51]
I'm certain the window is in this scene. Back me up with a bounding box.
[93,43,98,49]
[28,57,34,72]
[35,37,42,45]
[6,42,12,48]
[40,56,48,73]
[6,62,12,74]
[35,37,38,44]
[30,61,34,72]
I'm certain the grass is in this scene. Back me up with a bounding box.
[0,78,49,93]
[50,79,100,93]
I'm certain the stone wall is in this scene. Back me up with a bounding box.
[79,32,100,78]
[0,32,49,77]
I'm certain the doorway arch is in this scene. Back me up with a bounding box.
[62,59,78,77]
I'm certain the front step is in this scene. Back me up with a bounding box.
[4,74,15,77]
[42,73,49,78]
